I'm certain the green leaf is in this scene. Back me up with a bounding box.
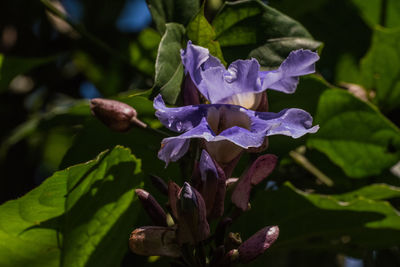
[333,184,400,202]
[307,89,400,178]
[212,0,321,66]
[351,0,400,28]
[186,5,226,65]
[151,23,185,104]
[61,147,142,267]
[248,37,322,68]
[234,182,400,256]
[146,0,200,34]
[360,27,400,112]
[0,54,55,92]
[0,146,143,267]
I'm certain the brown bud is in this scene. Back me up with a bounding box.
[90,98,146,132]
[135,189,167,226]
[195,150,227,220]
[238,226,279,263]
[176,182,210,244]
[231,154,277,211]
[129,226,180,258]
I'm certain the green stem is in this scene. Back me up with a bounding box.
[289,147,334,187]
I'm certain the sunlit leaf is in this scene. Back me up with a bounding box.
[0,146,143,267]
[307,89,400,178]
[151,23,185,104]
[186,4,226,65]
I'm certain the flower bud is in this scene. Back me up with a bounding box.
[90,98,146,132]
[231,154,277,211]
[238,226,279,263]
[197,150,226,219]
[176,182,210,244]
[135,189,167,227]
[129,226,180,258]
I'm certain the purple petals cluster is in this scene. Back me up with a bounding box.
[155,42,320,165]
[155,95,318,165]
[181,41,319,107]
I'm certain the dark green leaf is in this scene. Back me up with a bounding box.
[360,27,400,112]
[249,37,322,68]
[146,0,200,34]
[212,0,321,65]
[151,23,185,104]
[307,89,400,178]
[234,182,400,256]
[0,54,55,92]
[351,0,400,28]
[186,5,226,65]
[333,183,400,202]
[0,146,143,267]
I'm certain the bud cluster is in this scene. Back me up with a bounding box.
[129,150,279,266]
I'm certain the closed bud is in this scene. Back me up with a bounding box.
[90,98,146,132]
[176,182,210,244]
[197,150,226,219]
[238,226,279,263]
[135,189,167,226]
[129,226,180,258]
[231,154,277,211]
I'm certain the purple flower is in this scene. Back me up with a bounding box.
[154,95,318,165]
[181,41,319,109]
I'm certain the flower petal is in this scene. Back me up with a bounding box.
[260,49,320,93]
[181,41,263,104]
[155,95,318,164]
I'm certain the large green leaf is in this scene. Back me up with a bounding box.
[351,0,400,28]
[146,0,200,34]
[307,89,400,178]
[212,0,321,66]
[0,54,55,92]
[0,146,143,267]
[186,4,226,65]
[360,27,400,112]
[234,182,400,258]
[151,23,185,104]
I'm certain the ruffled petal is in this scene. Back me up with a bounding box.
[155,95,318,164]
[158,138,190,165]
[181,42,263,104]
[260,49,319,93]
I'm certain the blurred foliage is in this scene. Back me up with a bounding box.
[0,0,400,266]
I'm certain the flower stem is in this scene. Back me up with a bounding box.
[289,147,334,187]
